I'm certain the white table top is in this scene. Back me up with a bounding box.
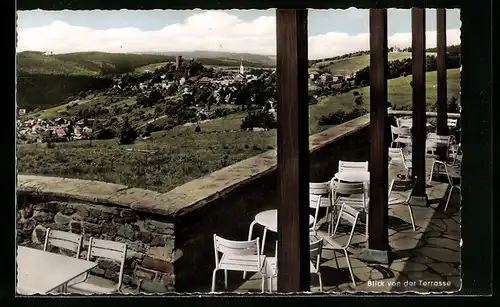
[334,171,370,183]
[17,246,97,294]
[254,209,314,232]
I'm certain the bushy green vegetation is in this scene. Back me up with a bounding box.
[17,74,114,111]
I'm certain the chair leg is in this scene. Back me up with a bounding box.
[344,250,356,288]
[224,270,228,290]
[261,275,265,293]
[428,161,435,183]
[365,212,369,242]
[267,277,272,293]
[243,221,257,279]
[211,269,218,293]
[407,202,417,231]
[332,249,340,268]
[316,272,323,292]
[444,185,455,212]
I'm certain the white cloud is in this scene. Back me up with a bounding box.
[16,11,461,60]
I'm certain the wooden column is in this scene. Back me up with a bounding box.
[276,9,310,292]
[436,9,448,136]
[411,8,427,200]
[366,9,389,257]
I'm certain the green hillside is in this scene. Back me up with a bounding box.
[16,52,98,75]
[311,52,437,74]
[309,68,460,133]
[17,51,175,75]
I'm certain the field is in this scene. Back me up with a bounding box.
[17,68,460,193]
[310,52,437,73]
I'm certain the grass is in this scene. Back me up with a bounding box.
[311,52,437,73]
[17,52,98,76]
[134,62,172,73]
[17,68,460,193]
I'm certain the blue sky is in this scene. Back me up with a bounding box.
[17,9,461,59]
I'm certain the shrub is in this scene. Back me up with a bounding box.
[448,96,460,113]
[117,117,138,145]
[94,127,115,140]
[354,95,364,106]
[240,109,277,130]
[194,125,201,133]
[318,108,368,126]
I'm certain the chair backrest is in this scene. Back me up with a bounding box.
[87,238,127,290]
[388,148,404,164]
[309,239,324,273]
[397,117,413,128]
[331,204,360,248]
[338,160,369,172]
[448,143,463,164]
[309,182,330,195]
[309,194,323,230]
[213,235,262,270]
[447,118,458,128]
[388,179,415,202]
[427,133,451,146]
[391,125,412,139]
[43,228,82,258]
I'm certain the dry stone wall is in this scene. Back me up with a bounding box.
[16,195,176,293]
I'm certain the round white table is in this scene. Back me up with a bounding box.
[334,171,370,183]
[247,209,315,254]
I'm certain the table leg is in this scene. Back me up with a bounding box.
[261,227,268,255]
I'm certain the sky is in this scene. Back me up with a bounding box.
[16,9,461,60]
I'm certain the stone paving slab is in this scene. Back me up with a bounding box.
[236,160,461,294]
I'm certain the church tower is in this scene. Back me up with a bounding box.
[239,58,245,76]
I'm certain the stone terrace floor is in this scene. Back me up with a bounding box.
[234,159,461,294]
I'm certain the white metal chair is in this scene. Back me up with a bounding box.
[426,133,452,158]
[310,182,333,233]
[388,147,404,168]
[390,126,412,148]
[43,228,83,257]
[322,203,360,287]
[447,118,458,129]
[388,179,417,231]
[397,117,413,128]
[388,147,412,180]
[330,180,368,239]
[428,144,462,211]
[265,239,324,292]
[338,161,369,172]
[212,234,266,293]
[66,238,127,295]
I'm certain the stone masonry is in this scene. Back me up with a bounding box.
[17,195,176,293]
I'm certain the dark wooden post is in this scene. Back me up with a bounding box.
[436,9,448,136]
[276,9,310,292]
[410,8,428,204]
[360,8,390,264]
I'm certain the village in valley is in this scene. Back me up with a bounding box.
[17,54,358,144]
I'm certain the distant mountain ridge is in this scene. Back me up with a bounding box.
[16,50,276,76]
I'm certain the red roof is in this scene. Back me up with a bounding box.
[55,129,66,136]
